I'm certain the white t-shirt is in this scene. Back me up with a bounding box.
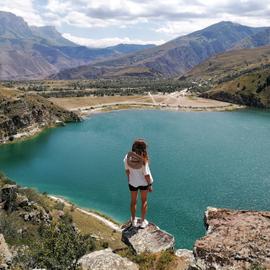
[124,154,154,187]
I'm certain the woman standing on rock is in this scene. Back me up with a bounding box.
[124,139,153,228]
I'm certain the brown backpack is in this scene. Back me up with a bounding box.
[126,151,144,169]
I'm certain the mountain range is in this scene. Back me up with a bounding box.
[0,10,270,81]
[0,11,155,80]
[52,21,270,80]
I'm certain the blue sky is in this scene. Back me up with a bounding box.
[1,0,270,47]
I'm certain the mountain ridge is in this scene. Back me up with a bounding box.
[51,21,270,80]
[0,11,155,80]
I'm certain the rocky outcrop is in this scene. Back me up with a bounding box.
[0,88,80,144]
[0,234,12,269]
[78,248,139,270]
[121,221,175,254]
[0,184,18,212]
[193,207,270,270]
[175,249,196,269]
[0,184,51,225]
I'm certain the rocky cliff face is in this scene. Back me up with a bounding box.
[0,87,80,144]
[193,207,270,270]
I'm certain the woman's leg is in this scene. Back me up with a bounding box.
[140,190,148,221]
[130,191,138,220]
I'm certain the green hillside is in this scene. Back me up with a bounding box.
[186,45,270,108]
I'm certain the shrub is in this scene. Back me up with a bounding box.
[19,188,51,212]
[54,201,65,211]
[0,212,20,244]
[156,250,175,270]
[0,172,16,187]
[14,216,96,270]
[249,263,266,270]
[101,241,109,249]
[133,252,156,270]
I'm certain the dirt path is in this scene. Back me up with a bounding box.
[148,92,157,105]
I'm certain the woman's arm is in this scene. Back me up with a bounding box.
[144,174,151,185]
[145,175,153,192]
[126,169,130,183]
[143,161,153,192]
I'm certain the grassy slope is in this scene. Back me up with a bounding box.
[0,173,124,249]
[0,173,189,269]
[186,45,270,107]
[204,68,270,107]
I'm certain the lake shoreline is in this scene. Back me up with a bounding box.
[0,101,245,146]
[70,101,245,118]
[1,108,270,249]
[49,195,122,232]
[49,93,246,118]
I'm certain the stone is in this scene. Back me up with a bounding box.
[0,185,18,211]
[20,207,51,225]
[0,234,12,268]
[78,248,139,270]
[121,221,175,254]
[193,207,270,270]
[175,249,196,270]
[15,194,29,208]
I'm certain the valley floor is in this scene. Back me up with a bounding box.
[49,92,244,117]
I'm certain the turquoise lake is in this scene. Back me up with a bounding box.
[0,109,270,248]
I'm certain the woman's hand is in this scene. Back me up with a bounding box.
[148,185,153,192]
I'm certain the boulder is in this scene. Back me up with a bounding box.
[0,185,18,211]
[193,207,270,270]
[175,249,196,269]
[121,220,175,254]
[15,194,29,208]
[78,248,138,270]
[0,234,12,268]
[20,208,51,224]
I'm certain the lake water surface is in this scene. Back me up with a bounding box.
[1,109,270,248]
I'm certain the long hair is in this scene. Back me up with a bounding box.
[132,139,149,164]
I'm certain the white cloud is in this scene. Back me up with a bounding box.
[42,0,270,36]
[156,20,216,37]
[63,33,165,47]
[1,0,270,43]
[0,0,44,26]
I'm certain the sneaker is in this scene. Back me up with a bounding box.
[131,218,137,227]
[140,219,149,228]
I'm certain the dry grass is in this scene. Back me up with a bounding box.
[49,95,153,110]
[117,249,190,270]
[188,45,270,81]
[64,205,125,250]
[49,94,234,113]
[0,86,22,99]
